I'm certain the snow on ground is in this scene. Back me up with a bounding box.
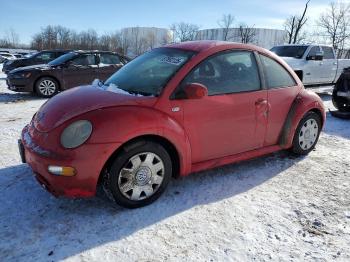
[0,63,349,262]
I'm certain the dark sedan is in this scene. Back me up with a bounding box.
[7,51,129,97]
[2,50,71,74]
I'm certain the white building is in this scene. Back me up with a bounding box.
[195,28,287,49]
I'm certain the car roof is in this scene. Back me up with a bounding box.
[67,50,128,58]
[165,40,266,53]
[73,50,119,54]
[40,49,73,52]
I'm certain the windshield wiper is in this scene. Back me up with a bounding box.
[127,90,154,96]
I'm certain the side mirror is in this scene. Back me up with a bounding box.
[92,78,103,86]
[184,83,208,99]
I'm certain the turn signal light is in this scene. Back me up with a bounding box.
[48,166,76,176]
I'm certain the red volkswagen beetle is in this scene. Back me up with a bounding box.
[20,41,325,208]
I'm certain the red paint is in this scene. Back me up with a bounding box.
[22,41,326,198]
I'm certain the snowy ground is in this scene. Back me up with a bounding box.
[0,63,349,262]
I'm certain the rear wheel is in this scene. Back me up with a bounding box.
[332,88,350,112]
[291,111,321,155]
[35,77,59,98]
[107,141,172,208]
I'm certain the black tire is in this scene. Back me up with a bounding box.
[332,88,350,112]
[291,111,321,155]
[107,140,172,208]
[35,77,59,98]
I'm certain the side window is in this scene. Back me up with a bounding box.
[322,46,335,59]
[260,55,296,88]
[36,52,55,62]
[99,53,121,66]
[71,54,96,66]
[55,52,66,58]
[180,51,261,96]
[307,46,321,59]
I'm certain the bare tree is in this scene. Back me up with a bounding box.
[56,26,71,48]
[29,24,170,55]
[4,28,20,47]
[170,22,199,42]
[146,31,157,49]
[99,34,112,51]
[125,27,148,56]
[117,30,131,55]
[218,14,235,41]
[160,33,172,46]
[238,23,257,44]
[284,0,310,44]
[317,2,350,52]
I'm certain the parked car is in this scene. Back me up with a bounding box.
[19,41,325,208]
[271,44,350,86]
[0,52,17,60]
[2,50,71,74]
[0,55,6,63]
[13,53,24,59]
[330,67,350,119]
[7,51,130,97]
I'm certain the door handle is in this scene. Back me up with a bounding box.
[255,98,267,106]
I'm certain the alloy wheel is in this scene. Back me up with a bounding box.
[38,79,56,96]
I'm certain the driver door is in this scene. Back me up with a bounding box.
[173,51,268,163]
[304,46,323,85]
[62,53,97,89]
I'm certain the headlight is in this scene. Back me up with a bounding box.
[60,120,92,149]
[12,72,31,78]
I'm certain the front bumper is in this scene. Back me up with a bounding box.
[20,124,121,198]
[7,76,33,92]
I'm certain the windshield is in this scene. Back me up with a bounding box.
[104,48,196,96]
[270,46,308,59]
[48,52,77,66]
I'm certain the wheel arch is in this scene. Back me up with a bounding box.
[97,134,183,189]
[309,108,324,127]
[279,90,326,148]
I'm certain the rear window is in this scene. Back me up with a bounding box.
[99,53,121,65]
[270,46,308,59]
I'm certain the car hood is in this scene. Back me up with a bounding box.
[11,64,51,73]
[34,85,158,132]
[5,57,31,67]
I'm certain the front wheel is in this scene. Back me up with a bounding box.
[291,111,321,155]
[35,77,59,98]
[107,141,172,208]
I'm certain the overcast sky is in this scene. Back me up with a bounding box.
[0,0,342,44]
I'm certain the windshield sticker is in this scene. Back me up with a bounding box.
[159,56,185,65]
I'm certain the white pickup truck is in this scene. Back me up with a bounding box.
[270,44,350,86]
